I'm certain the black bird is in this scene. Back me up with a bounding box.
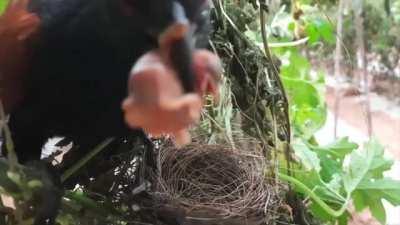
[4,0,210,163]
[0,0,213,224]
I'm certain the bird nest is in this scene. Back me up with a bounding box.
[151,140,282,225]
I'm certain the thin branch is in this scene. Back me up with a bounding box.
[61,137,115,182]
[0,100,18,171]
[333,0,345,138]
[353,2,373,137]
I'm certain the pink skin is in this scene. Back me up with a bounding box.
[122,49,221,146]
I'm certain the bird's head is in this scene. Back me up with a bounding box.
[120,0,207,36]
[120,0,217,95]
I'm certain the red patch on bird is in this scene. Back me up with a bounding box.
[0,0,40,113]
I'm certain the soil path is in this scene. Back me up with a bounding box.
[316,84,400,225]
[324,86,400,158]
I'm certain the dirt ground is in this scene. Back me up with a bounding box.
[318,82,400,225]
[324,86,400,159]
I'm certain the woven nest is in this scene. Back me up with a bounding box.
[151,140,282,225]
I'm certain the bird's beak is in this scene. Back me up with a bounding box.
[158,22,189,56]
[158,1,190,44]
[158,1,196,93]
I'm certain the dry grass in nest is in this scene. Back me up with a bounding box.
[151,140,283,225]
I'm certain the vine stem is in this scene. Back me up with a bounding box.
[258,0,291,142]
[333,0,345,139]
[0,101,17,171]
[258,0,292,185]
[279,172,349,217]
[61,137,114,182]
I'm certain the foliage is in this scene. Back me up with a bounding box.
[281,138,400,225]
[245,1,400,224]
[246,4,329,141]
[0,146,125,224]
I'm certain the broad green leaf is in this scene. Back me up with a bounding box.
[326,174,342,195]
[367,139,394,177]
[368,198,386,225]
[282,78,320,107]
[293,104,327,139]
[380,190,400,205]
[352,191,367,212]
[358,178,400,190]
[281,64,301,79]
[337,213,349,225]
[282,77,327,138]
[281,52,311,80]
[357,178,400,205]
[318,20,335,44]
[319,137,358,155]
[353,190,388,225]
[305,23,320,44]
[305,19,335,45]
[342,142,375,194]
[293,141,321,172]
[318,153,342,181]
[312,137,358,161]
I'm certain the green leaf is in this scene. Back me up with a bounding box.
[337,212,349,225]
[357,178,400,205]
[310,138,358,181]
[305,19,335,45]
[353,190,387,225]
[293,140,321,172]
[305,23,320,44]
[380,189,400,205]
[282,77,327,138]
[318,20,335,44]
[318,153,342,181]
[312,137,358,161]
[367,139,394,177]
[358,178,400,190]
[352,191,367,212]
[326,174,342,194]
[368,199,386,225]
[342,142,375,194]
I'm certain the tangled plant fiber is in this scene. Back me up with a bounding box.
[152,140,283,225]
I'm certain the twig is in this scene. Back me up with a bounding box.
[333,0,345,139]
[0,100,17,171]
[352,1,373,137]
[279,173,349,217]
[61,137,115,182]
